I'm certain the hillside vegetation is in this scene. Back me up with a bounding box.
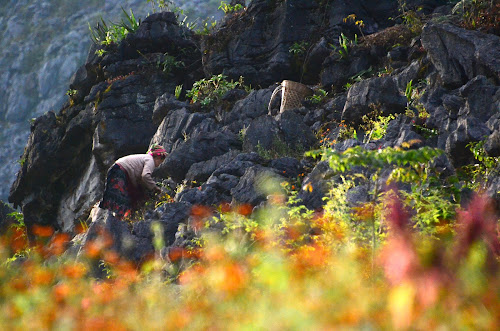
[1,0,499,329]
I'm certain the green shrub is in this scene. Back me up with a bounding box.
[187,74,246,107]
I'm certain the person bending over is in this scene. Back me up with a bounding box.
[99,144,167,219]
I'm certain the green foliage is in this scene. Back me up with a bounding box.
[336,121,358,141]
[413,124,438,139]
[289,41,309,55]
[158,53,185,75]
[88,8,141,46]
[306,89,328,104]
[8,212,25,232]
[307,145,442,181]
[461,140,500,190]
[359,112,395,143]
[175,85,183,99]
[401,185,457,234]
[196,17,218,35]
[66,89,77,97]
[238,125,248,143]
[308,144,458,237]
[405,79,414,105]
[218,1,244,14]
[17,157,26,167]
[330,33,357,60]
[396,0,424,34]
[187,74,245,108]
[146,0,174,12]
[99,260,114,279]
[95,49,107,57]
[256,139,305,160]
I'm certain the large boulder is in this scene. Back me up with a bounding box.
[78,208,154,265]
[150,108,219,153]
[342,76,407,126]
[421,23,500,88]
[222,88,275,133]
[155,131,242,182]
[185,150,240,184]
[231,166,284,206]
[242,115,281,153]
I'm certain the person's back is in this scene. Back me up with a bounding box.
[99,145,167,218]
[116,154,156,190]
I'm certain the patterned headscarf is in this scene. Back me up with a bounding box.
[148,144,167,158]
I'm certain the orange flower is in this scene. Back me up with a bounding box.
[237,204,253,216]
[191,205,212,219]
[62,263,87,279]
[53,283,70,303]
[168,247,186,262]
[48,233,70,256]
[81,297,91,311]
[84,241,102,258]
[219,202,231,213]
[33,269,54,286]
[353,203,375,221]
[203,246,226,262]
[82,317,127,331]
[293,244,330,272]
[221,263,248,294]
[103,251,120,264]
[32,225,54,237]
[11,278,29,292]
[10,228,28,252]
[179,264,205,285]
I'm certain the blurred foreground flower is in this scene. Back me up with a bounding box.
[455,194,500,271]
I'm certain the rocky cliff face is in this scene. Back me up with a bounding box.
[0,0,222,201]
[5,0,500,262]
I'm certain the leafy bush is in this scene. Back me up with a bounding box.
[88,8,141,46]
[186,74,246,107]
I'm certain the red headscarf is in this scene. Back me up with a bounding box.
[148,144,167,157]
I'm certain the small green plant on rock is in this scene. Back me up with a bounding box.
[187,74,245,108]
[306,89,328,104]
[158,53,185,75]
[175,85,183,99]
[330,33,357,60]
[218,1,245,14]
[146,0,174,12]
[359,110,395,143]
[88,8,141,46]
[289,41,309,55]
[395,0,424,34]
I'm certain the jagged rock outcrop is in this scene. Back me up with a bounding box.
[0,0,223,202]
[7,0,499,265]
[9,13,202,231]
[421,23,500,87]
[202,0,443,87]
[0,0,154,201]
